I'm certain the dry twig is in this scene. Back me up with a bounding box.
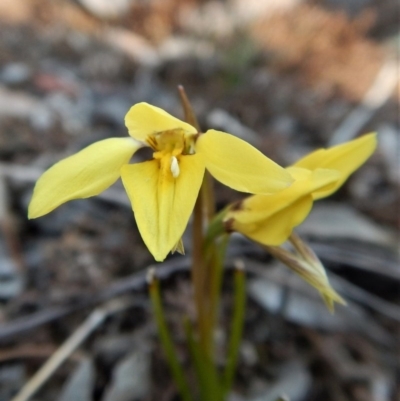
[10,297,135,401]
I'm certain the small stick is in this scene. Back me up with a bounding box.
[0,259,188,343]
[10,298,133,401]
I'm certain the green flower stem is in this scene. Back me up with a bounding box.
[204,207,229,250]
[204,211,230,354]
[223,264,246,396]
[148,271,194,401]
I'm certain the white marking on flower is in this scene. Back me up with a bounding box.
[170,156,180,178]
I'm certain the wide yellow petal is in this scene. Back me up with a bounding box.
[29,138,141,219]
[293,133,377,199]
[121,154,205,261]
[125,102,197,142]
[196,129,293,194]
[226,168,340,245]
[235,196,313,246]
[286,166,341,199]
[231,168,339,225]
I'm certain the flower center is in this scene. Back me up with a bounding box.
[148,128,195,179]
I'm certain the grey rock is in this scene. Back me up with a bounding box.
[102,348,151,401]
[95,96,132,126]
[0,364,26,401]
[78,0,135,19]
[207,109,260,145]
[0,243,23,300]
[376,124,400,185]
[0,63,32,85]
[249,360,310,401]
[247,264,392,345]
[58,358,95,401]
[297,202,397,248]
[323,0,372,16]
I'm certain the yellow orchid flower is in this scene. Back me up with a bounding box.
[28,102,293,261]
[223,133,376,310]
[224,133,377,246]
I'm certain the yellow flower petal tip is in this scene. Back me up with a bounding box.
[125,102,197,142]
[294,132,377,199]
[28,137,142,219]
[196,129,293,195]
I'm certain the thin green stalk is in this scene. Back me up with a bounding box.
[203,208,230,345]
[223,264,246,396]
[184,318,223,401]
[148,271,194,401]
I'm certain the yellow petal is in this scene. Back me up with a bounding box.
[287,166,341,198]
[226,168,340,245]
[293,133,377,199]
[235,196,313,245]
[29,138,141,219]
[125,102,197,142]
[121,154,205,261]
[231,168,339,224]
[196,129,293,194]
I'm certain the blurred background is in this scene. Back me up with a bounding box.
[0,0,399,400]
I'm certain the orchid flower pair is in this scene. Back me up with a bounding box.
[28,101,377,310]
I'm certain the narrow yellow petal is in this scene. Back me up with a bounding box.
[28,138,141,219]
[196,129,293,194]
[125,102,197,142]
[293,133,377,199]
[121,154,205,261]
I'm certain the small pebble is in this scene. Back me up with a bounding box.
[0,63,32,85]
